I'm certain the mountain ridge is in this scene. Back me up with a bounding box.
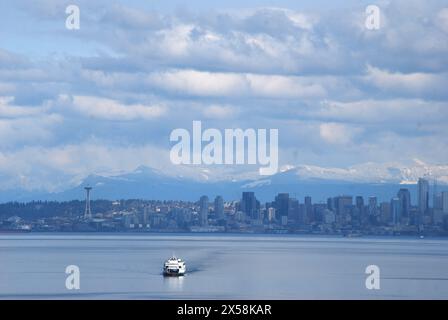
[2,161,447,203]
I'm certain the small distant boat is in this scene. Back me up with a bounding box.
[163,256,186,276]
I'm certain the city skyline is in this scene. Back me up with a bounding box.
[2,0,448,303]
[2,176,448,235]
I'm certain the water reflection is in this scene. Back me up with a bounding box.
[163,275,185,291]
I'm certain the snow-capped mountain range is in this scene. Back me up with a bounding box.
[1,159,446,203]
[278,159,448,185]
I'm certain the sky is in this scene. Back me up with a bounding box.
[0,0,447,191]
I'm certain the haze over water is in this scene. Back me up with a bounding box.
[1,234,447,299]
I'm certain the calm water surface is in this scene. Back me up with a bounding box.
[0,233,447,299]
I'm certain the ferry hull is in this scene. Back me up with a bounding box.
[163,269,186,276]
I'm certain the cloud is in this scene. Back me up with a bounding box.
[57,95,166,121]
[0,114,63,148]
[147,69,326,98]
[364,65,448,98]
[0,96,48,117]
[0,1,447,192]
[0,141,169,191]
[316,99,448,125]
[202,105,239,119]
[319,123,363,145]
[436,8,448,33]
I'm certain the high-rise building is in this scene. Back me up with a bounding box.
[240,192,259,219]
[443,192,448,214]
[143,206,150,228]
[434,193,443,210]
[267,207,276,222]
[334,196,352,224]
[304,196,313,223]
[368,196,378,224]
[327,197,335,211]
[397,188,411,218]
[214,196,224,220]
[274,193,290,221]
[355,196,365,224]
[289,198,300,225]
[355,196,364,210]
[199,195,209,226]
[391,197,401,225]
[418,178,429,224]
[380,202,391,224]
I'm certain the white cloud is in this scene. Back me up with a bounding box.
[0,141,174,191]
[0,113,62,148]
[147,69,326,98]
[155,24,195,57]
[319,123,362,145]
[59,95,166,121]
[202,105,238,119]
[364,65,447,96]
[0,96,48,118]
[0,1,447,192]
[148,69,246,96]
[317,99,448,124]
[436,8,448,33]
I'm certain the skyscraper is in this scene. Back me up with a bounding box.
[304,196,313,223]
[368,196,378,224]
[267,207,276,222]
[391,197,401,226]
[443,192,448,214]
[355,196,364,210]
[274,193,290,221]
[418,178,429,224]
[199,195,209,226]
[334,196,353,224]
[214,196,224,220]
[397,188,411,218]
[355,196,365,224]
[380,202,391,224]
[240,192,259,219]
[289,197,300,225]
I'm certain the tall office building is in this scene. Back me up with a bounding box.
[199,195,209,226]
[335,196,352,215]
[391,197,401,225]
[355,196,365,223]
[397,188,411,218]
[304,196,313,223]
[267,207,276,222]
[327,197,335,212]
[380,202,391,224]
[214,196,224,220]
[368,196,378,224]
[274,193,290,221]
[418,178,429,224]
[289,198,300,225]
[240,192,259,219]
[355,196,364,210]
[434,193,443,210]
[443,192,448,213]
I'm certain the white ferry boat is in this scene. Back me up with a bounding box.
[163,256,186,276]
